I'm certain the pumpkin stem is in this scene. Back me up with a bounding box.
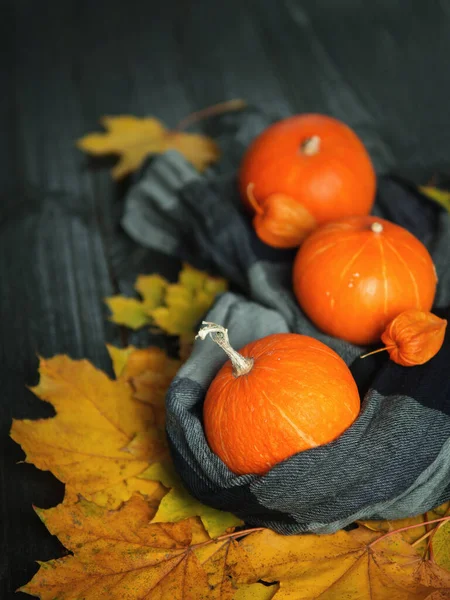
[360,346,395,359]
[196,321,254,377]
[300,135,321,156]
[371,222,384,234]
[246,183,264,215]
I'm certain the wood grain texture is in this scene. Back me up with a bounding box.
[2,0,450,596]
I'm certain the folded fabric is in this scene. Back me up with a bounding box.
[122,110,450,534]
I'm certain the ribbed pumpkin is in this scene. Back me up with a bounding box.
[239,114,376,248]
[293,216,438,346]
[198,322,360,476]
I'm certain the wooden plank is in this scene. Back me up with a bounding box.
[0,1,228,594]
[253,0,450,176]
[1,2,118,596]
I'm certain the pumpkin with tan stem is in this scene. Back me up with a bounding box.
[198,322,360,476]
[293,216,438,346]
[239,114,376,248]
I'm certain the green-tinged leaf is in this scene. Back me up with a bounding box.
[420,186,450,211]
[434,521,450,571]
[142,462,243,538]
[233,583,278,600]
[135,274,168,310]
[106,344,136,378]
[105,264,227,339]
[105,296,151,329]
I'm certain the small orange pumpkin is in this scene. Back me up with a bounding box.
[239,114,376,248]
[198,322,360,476]
[293,216,438,346]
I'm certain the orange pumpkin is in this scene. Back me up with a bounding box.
[293,217,438,346]
[239,114,376,248]
[198,322,360,476]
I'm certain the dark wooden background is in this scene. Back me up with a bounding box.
[2,1,450,597]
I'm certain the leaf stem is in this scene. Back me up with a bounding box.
[192,527,265,550]
[411,528,435,547]
[369,515,450,548]
[175,99,247,131]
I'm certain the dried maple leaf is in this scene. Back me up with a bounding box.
[233,584,278,600]
[426,591,450,600]
[362,502,450,558]
[106,264,227,343]
[10,355,168,508]
[234,525,450,599]
[361,309,447,366]
[77,114,220,178]
[20,495,212,599]
[196,536,259,600]
[142,462,243,538]
[21,494,256,600]
[433,522,450,572]
[107,345,181,429]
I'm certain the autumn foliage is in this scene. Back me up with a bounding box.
[77,115,220,178]
[11,279,450,599]
[11,114,450,598]
[106,264,227,351]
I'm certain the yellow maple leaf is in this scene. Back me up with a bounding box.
[235,526,450,599]
[107,345,181,430]
[135,274,168,311]
[107,345,180,404]
[105,296,151,330]
[195,535,258,600]
[21,494,254,600]
[420,186,450,212]
[233,584,278,600]
[10,355,168,508]
[151,270,227,336]
[77,114,220,178]
[362,501,450,558]
[107,344,138,378]
[433,521,450,572]
[142,462,242,538]
[106,264,228,342]
[21,495,211,599]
